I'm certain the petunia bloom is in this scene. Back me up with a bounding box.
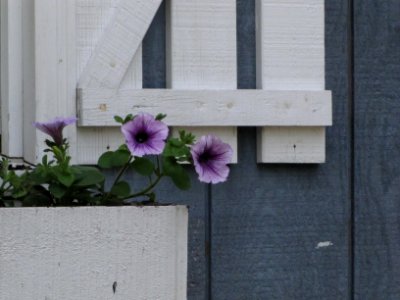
[191,135,233,184]
[33,116,77,146]
[121,113,169,157]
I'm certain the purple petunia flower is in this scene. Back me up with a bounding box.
[191,135,233,184]
[33,116,77,146]
[121,113,169,157]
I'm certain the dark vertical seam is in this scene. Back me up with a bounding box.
[348,0,355,299]
[205,184,212,300]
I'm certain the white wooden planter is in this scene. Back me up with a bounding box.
[0,206,188,300]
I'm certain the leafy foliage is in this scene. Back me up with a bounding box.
[0,113,231,207]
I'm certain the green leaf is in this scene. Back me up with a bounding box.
[163,138,190,158]
[114,115,124,124]
[131,157,155,176]
[98,151,114,168]
[98,150,130,169]
[162,157,191,190]
[124,114,134,124]
[112,150,131,167]
[71,166,105,186]
[110,181,131,198]
[49,183,67,198]
[54,168,75,187]
[155,113,167,121]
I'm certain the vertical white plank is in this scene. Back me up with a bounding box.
[30,0,77,164]
[167,0,238,163]
[1,0,23,157]
[256,0,326,163]
[75,0,143,164]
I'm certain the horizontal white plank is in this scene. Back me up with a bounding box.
[77,88,332,127]
[257,126,325,163]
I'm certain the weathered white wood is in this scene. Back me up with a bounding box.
[167,0,238,163]
[257,127,325,163]
[0,0,23,157]
[0,206,188,300]
[75,0,143,164]
[77,0,161,90]
[256,0,326,163]
[78,88,332,126]
[27,0,77,164]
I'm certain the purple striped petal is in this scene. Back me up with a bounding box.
[121,113,169,157]
[33,116,77,146]
[191,135,233,184]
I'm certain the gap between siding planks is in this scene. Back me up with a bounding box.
[256,0,327,163]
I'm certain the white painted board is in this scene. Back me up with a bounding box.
[256,0,327,163]
[0,206,188,300]
[167,0,238,163]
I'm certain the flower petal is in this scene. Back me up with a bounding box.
[121,113,169,157]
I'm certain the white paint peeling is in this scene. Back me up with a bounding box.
[316,241,334,249]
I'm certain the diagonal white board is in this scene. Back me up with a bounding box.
[256,0,326,163]
[78,0,162,90]
[166,0,238,163]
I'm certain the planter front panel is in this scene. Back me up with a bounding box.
[0,206,188,300]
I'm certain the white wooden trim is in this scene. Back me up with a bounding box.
[1,0,23,157]
[78,89,332,127]
[167,0,238,162]
[257,127,325,163]
[256,0,327,163]
[77,0,162,90]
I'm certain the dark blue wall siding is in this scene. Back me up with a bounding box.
[354,1,400,299]
[140,1,352,299]
[211,0,351,299]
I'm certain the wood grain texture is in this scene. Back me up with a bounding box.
[0,206,188,300]
[29,0,77,164]
[354,1,400,299]
[256,0,327,163]
[257,127,325,163]
[77,0,161,89]
[0,0,23,157]
[210,0,350,298]
[167,0,238,163]
[78,88,332,126]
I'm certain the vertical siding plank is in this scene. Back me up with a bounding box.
[256,0,326,163]
[30,0,77,163]
[354,1,400,299]
[167,0,238,163]
[211,0,350,298]
[0,0,23,157]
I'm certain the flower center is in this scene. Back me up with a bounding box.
[135,132,148,143]
[199,152,212,163]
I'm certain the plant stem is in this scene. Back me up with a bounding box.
[103,156,133,202]
[122,173,163,201]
